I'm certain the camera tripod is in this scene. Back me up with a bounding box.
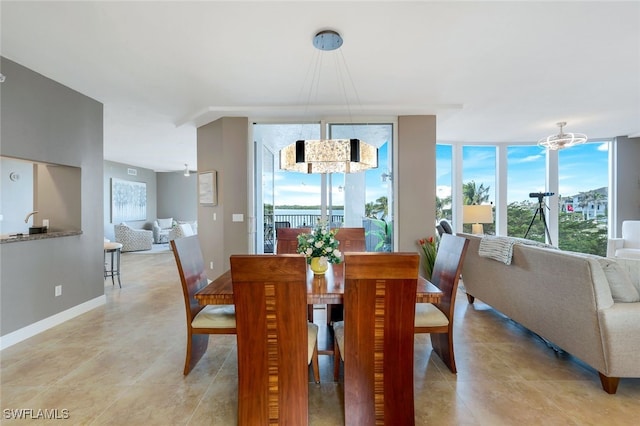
[524,195,553,245]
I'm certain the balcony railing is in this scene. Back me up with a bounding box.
[263,214,389,253]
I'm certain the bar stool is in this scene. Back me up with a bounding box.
[104,241,123,288]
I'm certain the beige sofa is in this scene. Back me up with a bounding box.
[460,233,640,394]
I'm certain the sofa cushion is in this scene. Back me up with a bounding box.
[615,258,640,294]
[596,258,640,303]
[157,218,173,229]
[614,248,640,260]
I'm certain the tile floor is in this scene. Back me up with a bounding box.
[1,251,639,425]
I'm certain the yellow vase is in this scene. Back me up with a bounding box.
[310,257,329,275]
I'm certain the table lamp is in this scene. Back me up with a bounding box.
[463,205,493,235]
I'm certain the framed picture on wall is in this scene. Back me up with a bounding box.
[199,171,217,206]
[111,178,147,222]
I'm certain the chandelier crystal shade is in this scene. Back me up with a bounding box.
[280,138,378,174]
[279,30,378,174]
[538,122,587,150]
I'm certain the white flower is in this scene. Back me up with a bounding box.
[314,241,323,248]
[305,248,313,256]
[318,257,328,267]
[333,249,342,258]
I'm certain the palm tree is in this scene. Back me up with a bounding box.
[372,196,388,220]
[436,195,452,220]
[365,202,376,218]
[463,180,490,205]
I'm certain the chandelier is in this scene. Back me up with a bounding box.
[279,30,378,174]
[538,122,587,150]
[280,138,377,174]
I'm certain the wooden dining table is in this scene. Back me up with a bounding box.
[195,263,443,306]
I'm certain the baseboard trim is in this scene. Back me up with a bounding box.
[0,295,106,351]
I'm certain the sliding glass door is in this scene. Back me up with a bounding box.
[253,122,394,253]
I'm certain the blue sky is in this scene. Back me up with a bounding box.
[259,119,609,207]
[273,142,390,207]
[436,141,609,204]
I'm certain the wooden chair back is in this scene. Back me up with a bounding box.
[276,227,310,254]
[431,233,469,320]
[333,227,366,252]
[172,235,209,329]
[414,233,469,374]
[230,254,310,425]
[171,235,236,375]
[342,252,419,426]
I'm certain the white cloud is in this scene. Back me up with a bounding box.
[514,154,543,163]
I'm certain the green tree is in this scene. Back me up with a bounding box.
[371,196,388,220]
[463,181,490,205]
[436,195,452,220]
[365,202,376,218]
[505,201,607,256]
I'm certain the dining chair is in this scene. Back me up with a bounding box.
[326,227,366,325]
[171,235,236,375]
[332,227,366,252]
[275,226,310,255]
[275,227,313,320]
[230,254,320,425]
[333,252,419,426]
[414,233,469,373]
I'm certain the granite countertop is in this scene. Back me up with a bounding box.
[0,230,83,244]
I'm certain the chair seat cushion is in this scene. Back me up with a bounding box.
[414,303,449,327]
[307,322,319,365]
[191,305,236,328]
[333,321,345,361]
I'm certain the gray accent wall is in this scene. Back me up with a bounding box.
[103,160,157,241]
[613,136,640,234]
[0,57,104,336]
[157,171,197,222]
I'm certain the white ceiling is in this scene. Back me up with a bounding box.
[2,1,639,172]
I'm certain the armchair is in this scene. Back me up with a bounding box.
[114,223,153,252]
[169,223,196,241]
[153,218,174,244]
[607,220,640,260]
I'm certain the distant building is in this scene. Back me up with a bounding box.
[560,187,608,220]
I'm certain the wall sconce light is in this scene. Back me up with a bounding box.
[183,164,190,177]
[463,204,493,234]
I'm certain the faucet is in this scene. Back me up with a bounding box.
[24,211,38,224]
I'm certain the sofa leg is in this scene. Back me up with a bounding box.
[466,293,475,304]
[598,373,619,394]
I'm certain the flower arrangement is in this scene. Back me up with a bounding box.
[297,222,342,265]
[417,236,438,280]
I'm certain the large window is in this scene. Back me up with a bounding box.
[506,145,546,240]
[462,146,495,235]
[558,142,609,255]
[436,140,611,255]
[435,144,453,221]
[254,122,394,253]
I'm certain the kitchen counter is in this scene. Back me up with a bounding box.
[0,230,83,244]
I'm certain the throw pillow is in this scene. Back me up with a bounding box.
[596,258,640,303]
[157,218,173,229]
